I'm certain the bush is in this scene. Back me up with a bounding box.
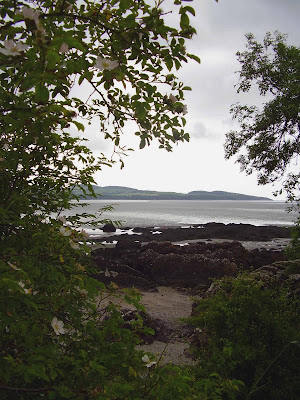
[284,220,300,260]
[188,273,300,400]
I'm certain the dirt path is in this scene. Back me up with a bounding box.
[137,287,196,365]
[141,286,193,322]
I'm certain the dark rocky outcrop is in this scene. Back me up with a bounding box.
[95,223,291,244]
[91,240,286,291]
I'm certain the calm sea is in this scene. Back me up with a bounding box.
[62,199,297,228]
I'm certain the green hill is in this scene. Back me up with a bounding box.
[73,185,271,201]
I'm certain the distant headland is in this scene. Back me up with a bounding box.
[74,185,271,201]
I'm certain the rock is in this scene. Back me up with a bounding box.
[91,239,287,291]
[198,260,300,300]
[104,223,291,243]
[102,223,116,232]
[115,240,141,251]
[248,248,286,269]
[253,260,300,298]
[149,253,237,288]
[142,241,178,255]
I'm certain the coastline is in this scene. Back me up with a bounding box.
[89,222,292,251]
[90,222,296,365]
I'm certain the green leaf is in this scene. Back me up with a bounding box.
[78,75,85,85]
[119,0,131,12]
[140,138,146,149]
[35,85,49,103]
[165,56,174,71]
[180,13,190,30]
[135,102,147,120]
[72,121,85,131]
[26,364,50,382]
[64,37,84,51]
[46,49,60,70]
[187,53,201,63]
[182,6,196,16]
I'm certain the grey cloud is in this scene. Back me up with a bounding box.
[191,121,220,140]
[192,121,208,139]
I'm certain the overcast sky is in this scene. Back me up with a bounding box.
[82,0,300,199]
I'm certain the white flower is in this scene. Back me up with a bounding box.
[59,42,69,54]
[70,240,80,250]
[51,317,65,335]
[142,354,156,368]
[95,57,119,71]
[59,226,72,236]
[21,6,40,26]
[18,281,31,294]
[0,40,28,56]
[169,94,177,103]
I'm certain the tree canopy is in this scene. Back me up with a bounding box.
[224,32,300,208]
[0,1,241,399]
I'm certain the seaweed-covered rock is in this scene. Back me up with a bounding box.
[148,253,237,288]
[91,240,287,291]
[253,260,300,298]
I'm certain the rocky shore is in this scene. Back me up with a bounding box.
[93,221,291,244]
[91,238,287,292]
[90,222,291,291]
[90,222,298,365]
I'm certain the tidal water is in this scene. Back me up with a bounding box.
[62,199,297,228]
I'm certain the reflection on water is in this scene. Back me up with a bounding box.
[60,200,297,227]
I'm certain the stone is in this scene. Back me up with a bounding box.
[102,223,116,232]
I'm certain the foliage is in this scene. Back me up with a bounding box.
[188,273,300,400]
[0,0,240,398]
[284,218,300,260]
[224,32,300,209]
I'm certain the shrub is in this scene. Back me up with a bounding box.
[188,273,300,400]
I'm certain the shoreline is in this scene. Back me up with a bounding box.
[88,222,292,251]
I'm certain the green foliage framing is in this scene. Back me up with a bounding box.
[224,32,300,210]
[0,1,240,399]
[188,273,300,400]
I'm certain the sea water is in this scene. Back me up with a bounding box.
[60,199,297,228]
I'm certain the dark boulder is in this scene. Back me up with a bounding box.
[149,253,237,288]
[102,223,116,232]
